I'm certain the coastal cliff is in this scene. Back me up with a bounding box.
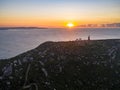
[0,39,120,90]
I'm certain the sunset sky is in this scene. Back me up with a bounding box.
[0,0,120,27]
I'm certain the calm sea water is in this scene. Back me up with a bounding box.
[0,28,120,59]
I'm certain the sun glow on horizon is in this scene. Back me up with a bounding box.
[67,23,74,28]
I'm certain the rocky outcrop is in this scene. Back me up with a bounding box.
[0,39,120,90]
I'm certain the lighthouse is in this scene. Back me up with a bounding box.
[88,35,90,41]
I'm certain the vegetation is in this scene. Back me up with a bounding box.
[0,39,120,90]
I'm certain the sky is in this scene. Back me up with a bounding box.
[0,0,120,27]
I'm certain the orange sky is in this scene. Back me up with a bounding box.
[0,0,120,27]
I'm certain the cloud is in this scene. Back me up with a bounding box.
[77,23,120,28]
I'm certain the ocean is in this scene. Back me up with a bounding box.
[0,28,120,59]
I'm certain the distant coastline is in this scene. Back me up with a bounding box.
[0,27,48,30]
[0,27,120,30]
[0,22,120,30]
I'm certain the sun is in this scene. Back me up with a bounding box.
[67,23,74,28]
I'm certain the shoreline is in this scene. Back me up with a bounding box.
[0,39,120,60]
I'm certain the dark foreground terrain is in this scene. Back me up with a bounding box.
[0,39,120,90]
